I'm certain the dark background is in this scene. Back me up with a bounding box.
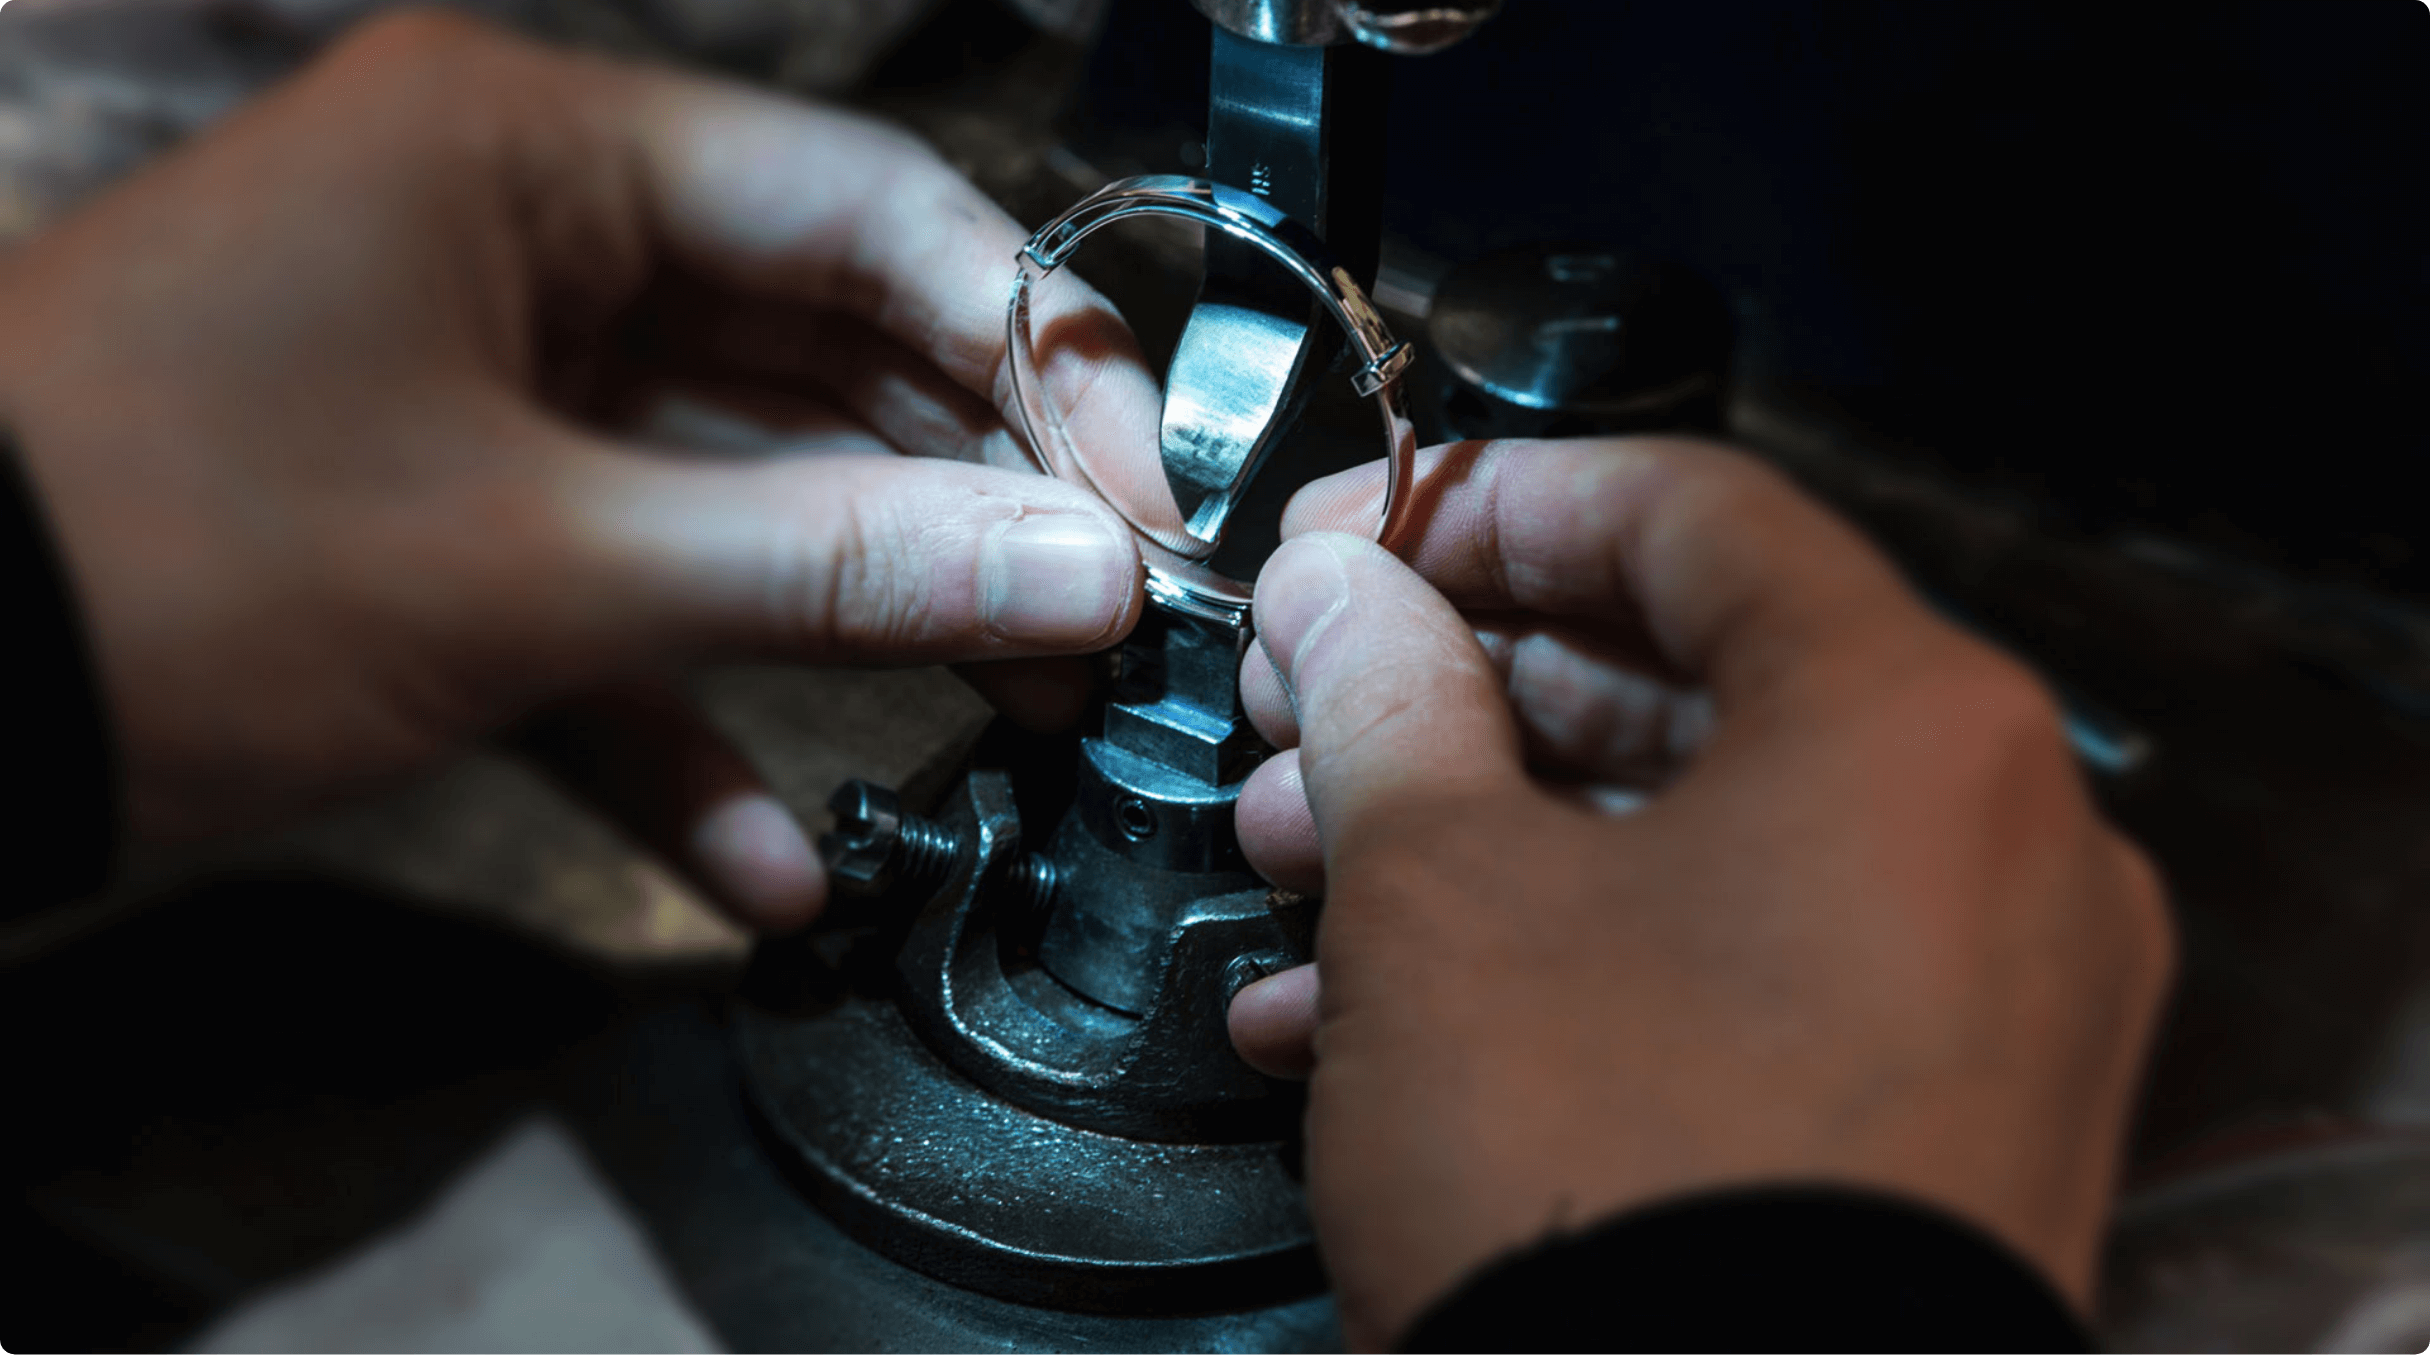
[7,3,2429,1349]
[1076,0,2430,597]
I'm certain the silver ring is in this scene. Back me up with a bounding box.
[1005,175,1420,611]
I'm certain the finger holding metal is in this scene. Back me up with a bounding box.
[1190,0,1502,53]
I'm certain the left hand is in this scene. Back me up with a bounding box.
[0,11,1162,926]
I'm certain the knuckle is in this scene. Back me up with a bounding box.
[760,477,847,650]
[323,9,608,143]
[1911,638,2068,754]
[820,497,887,649]
[809,478,933,651]
[1844,637,2088,842]
[333,7,505,75]
[1637,436,1802,529]
[2107,833,2178,992]
[302,10,533,165]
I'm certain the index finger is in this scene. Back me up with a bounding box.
[625,76,1162,474]
[629,85,1030,396]
[1280,438,1938,707]
[346,15,1160,474]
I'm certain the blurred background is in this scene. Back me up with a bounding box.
[4,1,2429,1349]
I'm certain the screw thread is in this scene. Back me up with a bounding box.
[1009,855,1058,925]
[894,815,963,894]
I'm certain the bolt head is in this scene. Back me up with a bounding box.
[822,780,903,894]
[827,779,902,838]
[820,832,896,893]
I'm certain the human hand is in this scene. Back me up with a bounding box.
[1224,438,2172,1348]
[0,11,1159,927]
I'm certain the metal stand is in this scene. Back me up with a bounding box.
[734,602,1320,1316]
[735,4,1501,1331]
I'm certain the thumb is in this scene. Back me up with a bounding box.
[569,447,1144,665]
[1253,533,1526,856]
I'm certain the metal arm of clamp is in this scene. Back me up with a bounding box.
[1155,28,1382,550]
[1190,0,1501,54]
[1156,0,1494,553]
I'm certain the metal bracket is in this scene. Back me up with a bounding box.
[1157,27,1386,550]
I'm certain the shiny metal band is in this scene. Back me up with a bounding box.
[1006,173,1420,587]
[1188,0,1501,54]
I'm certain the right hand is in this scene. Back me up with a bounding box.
[1226,438,2173,1349]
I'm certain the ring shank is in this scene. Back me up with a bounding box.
[1006,175,1420,575]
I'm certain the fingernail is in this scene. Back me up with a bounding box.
[1227,961,1321,1081]
[982,513,1134,646]
[691,793,823,932]
[1254,535,1354,683]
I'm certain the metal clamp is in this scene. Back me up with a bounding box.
[1190,0,1501,53]
[1006,174,1420,583]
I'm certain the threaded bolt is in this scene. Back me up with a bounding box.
[1007,854,1059,930]
[820,779,964,900]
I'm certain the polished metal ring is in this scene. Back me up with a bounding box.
[1005,174,1420,621]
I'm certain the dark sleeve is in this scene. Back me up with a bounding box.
[1401,1187,2093,1353]
[2,423,119,915]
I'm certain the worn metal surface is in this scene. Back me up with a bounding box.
[738,955,1321,1309]
[565,998,1345,1352]
[739,755,1324,1317]
[892,769,1307,1138]
[738,407,1328,1319]
[740,598,1322,1317]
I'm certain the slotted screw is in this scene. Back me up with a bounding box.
[819,779,963,900]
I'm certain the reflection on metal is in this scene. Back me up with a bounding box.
[1144,557,1256,630]
[2060,695,2156,779]
[758,273,1328,1303]
[1338,1,1502,55]
[1188,0,1499,52]
[1007,174,1419,560]
[1427,243,1734,440]
[1158,30,1338,548]
[1924,590,2157,779]
[1160,299,1312,542]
